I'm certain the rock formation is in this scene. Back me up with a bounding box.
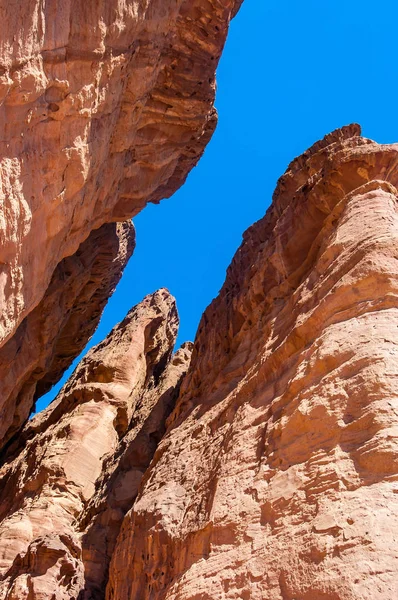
[0,221,135,451]
[107,125,398,599]
[79,340,193,598]
[0,0,242,444]
[2,95,398,597]
[0,289,192,599]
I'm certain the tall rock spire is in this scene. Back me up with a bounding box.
[107,126,398,600]
[0,289,192,600]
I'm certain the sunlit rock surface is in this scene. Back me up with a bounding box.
[108,126,398,600]
[0,289,191,600]
[79,341,193,599]
[0,0,241,447]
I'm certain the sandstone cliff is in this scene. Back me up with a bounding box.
[107,125,398,600]
[0,221,135,450]
[0,289,191,600]
[2,117,398,598]
[0,0,241,447]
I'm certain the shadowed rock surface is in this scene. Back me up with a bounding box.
[0,0,242,448]
[0,221,135,451]
[0,289,191,600]
[107,126,398,600]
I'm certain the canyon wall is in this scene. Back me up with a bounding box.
[1,124,397,597]
[0,0,241,446]
[0,221,135,449]
[1,15,398,591]
[0,289,191,600]
[107,125,398,600]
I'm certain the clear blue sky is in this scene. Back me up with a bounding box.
[36,0,398,412]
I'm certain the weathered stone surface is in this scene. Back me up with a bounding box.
[0,534,85,600]
[0,289,189,599]
[79,341,193,599]
[0,221,135,451]
[0,0,241,376]
[108,126,398,600]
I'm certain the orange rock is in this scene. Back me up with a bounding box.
[0,0,242,445]
[108,126,398,600]
[0,289,191,599]
[0,221,135,450]
[79,341,193,598]
[2,118,398,598]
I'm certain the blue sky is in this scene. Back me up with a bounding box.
[36,0,398,412]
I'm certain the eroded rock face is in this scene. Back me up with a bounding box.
[0,221,135,451]
[0,289,191,599]
[0,0,241,370]
[79,341,193,599]
[107,126,398,600]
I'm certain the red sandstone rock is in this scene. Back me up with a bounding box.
[2,120,398,598]
[0,0,242,448]
[107,126,398,600]
[78,341,193,599]
[0,221,135,451]
[0,289,190,599]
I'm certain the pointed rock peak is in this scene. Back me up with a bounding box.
[172,341,194,365]
[0,289,185,596]
[2,289,179,463]
[110,128,398,600]
[62,288,178,389]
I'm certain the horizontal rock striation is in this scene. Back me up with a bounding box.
[0,289,191,599]
[108,125,398,600]
[0,0,241,407]
[0,221,135,451]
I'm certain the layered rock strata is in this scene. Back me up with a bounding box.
[0,221,135,451]
[0,289,191,600]
[108,125,398,600]
[0,0,242,445]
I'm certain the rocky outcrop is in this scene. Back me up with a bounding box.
[2,114,397,598]
[79,341,193,599]
[0,0,242,446]
[0,221,135,451]
[0,289,191,599]
[107,125,398,599]
[10,2,398,599]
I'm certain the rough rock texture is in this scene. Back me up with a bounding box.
[0,0,241,396]
[79,341,193,599]
[0,221,135,451]
[0,289,191,599]
[108,125,398,600]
